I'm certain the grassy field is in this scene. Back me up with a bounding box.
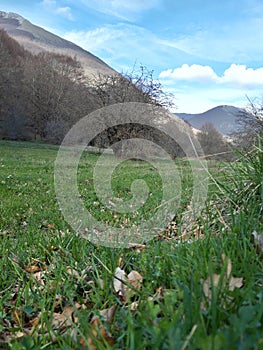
[0,140,262,350]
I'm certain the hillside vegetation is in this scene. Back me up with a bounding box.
[0,30,173,149]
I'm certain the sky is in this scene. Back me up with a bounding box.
[1,0,263,113]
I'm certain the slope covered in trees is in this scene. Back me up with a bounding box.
[0,29,99,141]
[1,29,180,159]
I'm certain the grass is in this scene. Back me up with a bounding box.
[0,140,262,349]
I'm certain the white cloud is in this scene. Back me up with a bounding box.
[160,64,218,83]
[159,64,263,88]
[40,0,56,7]
[63,24,165,69]
[220,64,263,87]
[79,0,159,21]
[40,0,73,20]
[64,26,123,54]
[56,6,73,20]
[41,0,57,8]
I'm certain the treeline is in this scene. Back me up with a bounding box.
[1,29,239,160]
[0,29,174,145]
[0,29,96,142]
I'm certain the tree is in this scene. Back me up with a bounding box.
[232,96,263,149]
[24,52,93,141]
[198,123,232,160]
[88,65,174,109]
[88,65,178,157]
[0,30,29,139]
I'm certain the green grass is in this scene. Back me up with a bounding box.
[0,140,262,349]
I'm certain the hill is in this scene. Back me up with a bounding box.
[0,11,115,76]
[175,105,245,135]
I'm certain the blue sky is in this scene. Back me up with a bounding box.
[1,0,263,113]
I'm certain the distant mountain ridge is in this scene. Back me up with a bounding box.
[0,11,115,76]
[175,105,246,135]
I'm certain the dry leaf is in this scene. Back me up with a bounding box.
[52,306,74,330]
[83,306,116,349]
[228,277,243,291]
[28,317,40,327]
[25,265,41,273]
[113,267,127,301]
[224,254,232,278]
[14,331,24,339]
[202,254,243,302]
[127,270,143,298]
[127,243,146,252]
[129,301,140,311]
[252,230,263,253]
[91,304,117,324]
[52,313,70,330]
[203,274,221,299]
[67,267,80,279]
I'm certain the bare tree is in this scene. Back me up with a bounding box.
[232,96,263,149]
[89,64,175,109]
[0,30,29,139]
[24,52,90,141]
[88,64,178,156]
[198,123,232,160]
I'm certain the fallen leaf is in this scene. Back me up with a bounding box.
[113,267,127,301]
[25,264,41,273]
[127,243,146,252]
[82,306,116,349]
[223,253,232,278]
[202,255,243,303]
[129,301,139,311]
[28,317,40,327]
[91,304,117,324]
[203,274,221,300]
[127,270,143,297]
[67,267,80,279]
[228,277,243,291]
[252,230,263,253]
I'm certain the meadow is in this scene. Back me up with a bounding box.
[0,140,262,349]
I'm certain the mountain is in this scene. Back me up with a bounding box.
[175,105,246,135]
[0,11,115,76]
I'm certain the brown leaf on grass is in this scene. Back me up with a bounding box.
[126,243,146,252]
[224,253,232,278]
[52,306,75,330]
[67,267,80,279]
[33,270,46,281]
[127,270,143,295]
[25,265,41,273]
[113,267,127,301]
[113,267,143,302]
[202,254,243,301]
[203,274,221,300]
[81,305,116,349]
[154,286,176,300]
[129,301,140,311]
[87,319,115,349]
[52,313,71,330]
[91,304,117,324]
[28,316,40,327]
[252,230,263,254]
[228,277,243,291]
